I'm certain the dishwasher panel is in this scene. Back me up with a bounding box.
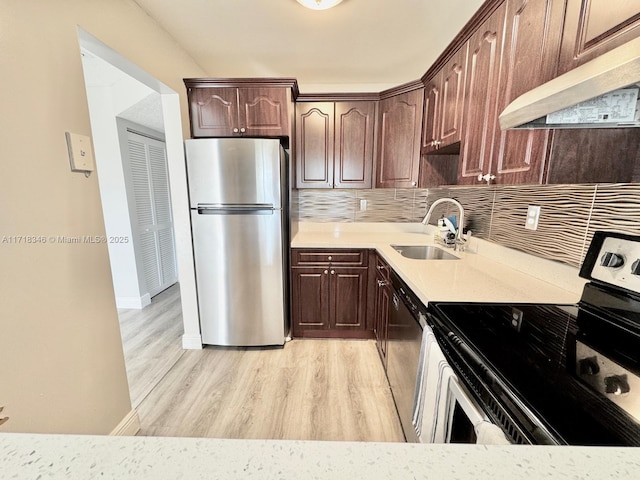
[386,271,425,443]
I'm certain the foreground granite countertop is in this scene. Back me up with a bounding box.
[292,223,584,305]
[3,433,640,479]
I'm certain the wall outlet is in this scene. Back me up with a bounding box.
[525,205,541,230]
[359,199,367,211]
[511,308,524,332]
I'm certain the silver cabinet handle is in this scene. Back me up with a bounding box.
[412,181,417,187]
[330,270,335,275]
[377,279,388,287]
[240,127,246,133]
[328,256,332,261]
[324,270,328,274]
[233,128,239,133]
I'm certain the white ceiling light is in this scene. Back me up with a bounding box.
[296,0,344,10]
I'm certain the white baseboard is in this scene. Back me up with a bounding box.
[109,409,141,436]
[182,333,203,350]
[116,293,151,309]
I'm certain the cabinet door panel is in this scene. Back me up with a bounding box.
[374,270,390,366]
[189,88,238,137]
[291,267,330,335]
[459,5,506,185]
[335,101,375,188]
[421,73,442,153]
[492,0,563,184]
[330,268,368,330]
[440,46,468,147]
[295,103,334,188]
[376,90,424,188]
[558,0,640,73]
[238,87,290,137]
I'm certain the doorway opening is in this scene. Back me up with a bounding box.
[77,28,200,407]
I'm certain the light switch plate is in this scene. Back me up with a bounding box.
[65,132,95,172]
[525,205,541,230]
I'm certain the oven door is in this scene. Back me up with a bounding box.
[445,377,510,444]
[426,306,557,445]
[446,377,484,443]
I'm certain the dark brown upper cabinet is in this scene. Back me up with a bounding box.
[295,101,376,189]
[376,88,424,188]
[184,79,294,140]
[296,102,334,189]
[490,0,565,185]
[558,0,640,75]
[335,102,376,188]
[422,46,468,154]
[422,77,441,155]
[458,3,506,185]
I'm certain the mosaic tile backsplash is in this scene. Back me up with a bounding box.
[292,184,640,268]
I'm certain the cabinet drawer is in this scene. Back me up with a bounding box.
[292,249,368,267]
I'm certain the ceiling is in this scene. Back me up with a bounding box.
[132,0,485,92]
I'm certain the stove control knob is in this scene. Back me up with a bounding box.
[600,252,625,268]
[604,374,630,396]
[578,356,600,376]
[631,260,640,275]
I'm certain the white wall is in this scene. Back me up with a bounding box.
[84,59,170,309]
[79,30,204,349]
[0,0,205,434]
[86,85,146,308]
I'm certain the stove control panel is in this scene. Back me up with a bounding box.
[583,233,640,295]
[576,342,640,423]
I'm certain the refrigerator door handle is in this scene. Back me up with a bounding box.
[197,204,276,215]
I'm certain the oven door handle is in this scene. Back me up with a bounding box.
[418,311,428,329]
[427,309,498,383]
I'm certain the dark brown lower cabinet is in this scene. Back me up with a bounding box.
[373,254,391,368]
[291,249,371,339]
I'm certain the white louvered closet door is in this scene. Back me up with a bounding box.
[127,131,177,298]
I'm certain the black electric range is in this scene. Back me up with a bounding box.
[427,231,640,445]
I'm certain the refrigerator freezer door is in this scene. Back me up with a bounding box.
[191,209,286,346]
[185,138,282,209]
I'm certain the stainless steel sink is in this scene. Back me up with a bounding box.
[391,244,460,260]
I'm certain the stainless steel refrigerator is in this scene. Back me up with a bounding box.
[185,138,289,346]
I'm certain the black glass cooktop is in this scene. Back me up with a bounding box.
[429,293,640,446]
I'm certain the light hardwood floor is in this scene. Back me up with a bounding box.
[118,283,185,408]
[136,339,405,442]
[119,285,404,442]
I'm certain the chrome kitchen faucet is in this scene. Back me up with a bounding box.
[421,198,467,251]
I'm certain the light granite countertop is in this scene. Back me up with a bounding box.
[292,222,585,305]
[2,433,640,479]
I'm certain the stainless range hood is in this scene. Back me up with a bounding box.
[499,36,640,130]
